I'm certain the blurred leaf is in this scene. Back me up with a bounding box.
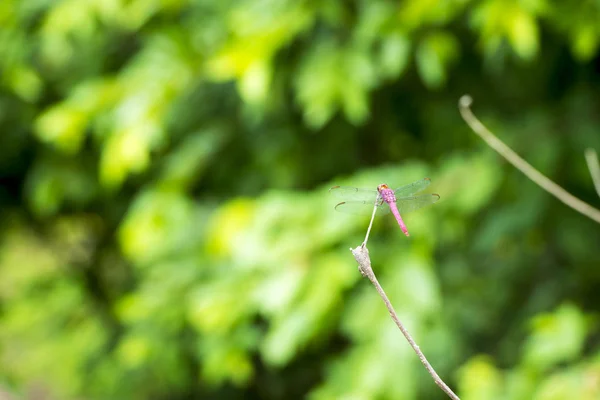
[158,126,228,189]
[205,198,256,259]
[471,0,541,60]
[26,157,97,217]
[295,42,376,127]
[436,153,503,216]
[119,190,199,264]
[206,1,312,103]
[571,24,600,61]
[416,32,459,89]
[100,126,154,187]
[188,279,254,335]
[378,34,411,80]
[116,333,151,368]
[4,65,42,102]
[532,363,600,400]
[506,7,539,60]
[458,355,504,400]
[35,104,89,154]
[0,223,61,300]
[198,330,257,386]
[523,304,589,371]
[399,0,466,30]
[260,253,356,366]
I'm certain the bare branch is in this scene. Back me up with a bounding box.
[585,148,600,199]
[459,95,600,224]
[350,244,460,400]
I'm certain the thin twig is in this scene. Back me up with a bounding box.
[459,95,600,224]
[362,201,379,246]
[350,245,460,400]
[585,148,600,198]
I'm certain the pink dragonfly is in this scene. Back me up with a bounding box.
[329,178,440,237]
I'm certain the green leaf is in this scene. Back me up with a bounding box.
[378,34,411,79]
[507,8,539,60]
[523,304,589,372]
[458,355,504,400]
[35,104,89,154]
[572,24,600,61]
[416,32,459,89]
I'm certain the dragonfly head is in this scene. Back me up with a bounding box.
[377,184,389,193]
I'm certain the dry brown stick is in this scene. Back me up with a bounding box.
[350,244,459,400]
[350,201,459,399]
[585,148,600,199]
[458,95,600,224]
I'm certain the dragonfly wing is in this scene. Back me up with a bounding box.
[396,194,440,215]
[334,200,391,216]
[329,186,379,202]
[393,178,432,197]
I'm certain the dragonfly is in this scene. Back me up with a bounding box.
[329,178,440,237]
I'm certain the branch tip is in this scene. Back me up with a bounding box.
[459,95,472,109]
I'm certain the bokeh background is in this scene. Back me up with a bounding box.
[1,0,600,399]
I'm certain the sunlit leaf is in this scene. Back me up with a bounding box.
[523,304,589,371]
[119,190,197,263]
[416,32,459,89]
[35,104,89,154]
[571,24,600,61]
[507,8,539,60]
[378,34,411,79]
[116,334,151,368]
[458,355,504,399]
[5,66,42,102]
[205,198,256,258]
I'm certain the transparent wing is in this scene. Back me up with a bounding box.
[397,194,440,215]
[393,178,432,197]
[334,200,391,216]
[329,186,379,202]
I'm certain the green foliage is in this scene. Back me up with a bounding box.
[458,305,600,400]
[1,0,600,399]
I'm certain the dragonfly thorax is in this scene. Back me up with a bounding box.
[377,183,396,204]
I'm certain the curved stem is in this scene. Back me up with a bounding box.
[459,95,600,224]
